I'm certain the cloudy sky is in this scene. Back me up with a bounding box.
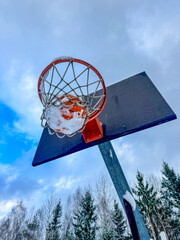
[0,0,179,218]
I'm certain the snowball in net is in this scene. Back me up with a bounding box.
[44,104,86,135]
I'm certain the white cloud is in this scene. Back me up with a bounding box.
[0,163,17,177]
[0,200,17,219]
[0,60,42,138]
[5,174,18,183]
[112,140,135,163]
[127,2,180,67]
[54,176,79,191]
[0,163,19,194]
[38,179,44,184]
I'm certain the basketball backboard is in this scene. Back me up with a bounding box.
[33,71,176,166]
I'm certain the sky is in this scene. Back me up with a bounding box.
[0,0,180,219]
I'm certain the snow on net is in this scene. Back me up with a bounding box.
[44,104,86,135]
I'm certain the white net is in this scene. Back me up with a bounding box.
[39,58,105,138]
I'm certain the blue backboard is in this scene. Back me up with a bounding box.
[33,72,176,166]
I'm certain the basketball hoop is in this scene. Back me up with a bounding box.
[38,57,106,140]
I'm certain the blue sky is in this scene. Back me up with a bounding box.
[0,0,180,218]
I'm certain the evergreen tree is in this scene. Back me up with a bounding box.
[62,210,74,240]
[161,162,180,210]
[62,223,74,240]
[132,171,160,240]
[154,195,178,240]
[46,200,62,240]
[161,162,180,240]
[147,173,173,240]
[22,209,43,240]
[112,200,129,240]
[73,190,98,240]
[102,229,114,240]
[99,207,114,240]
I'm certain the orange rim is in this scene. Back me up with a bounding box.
[38,58,107,121]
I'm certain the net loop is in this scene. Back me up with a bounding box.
[38,57,106,138]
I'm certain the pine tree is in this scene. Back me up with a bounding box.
[161,162,180,210]
[62,223,74,240]
[112,200,129,240]
[102,229,114,240]
[146,174,173,240]
[132,171,160,240]
[46,200,62,240]
[155,196,178,240]
[161,162,180,240]
[22,209,43,240]
[73,190,98,240]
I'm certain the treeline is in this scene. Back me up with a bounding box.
[0,161,179,240]
[0,177,131,240]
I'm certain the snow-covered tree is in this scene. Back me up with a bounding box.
[160,162,180,240]
[147,173,172,240]
[161,162,180,211]
[73,190,98,240]
[22,208,44,240]
[46,200,62,240]
[0,202,26,240]
[132,171,160,240]
[62,196,74,240]
[96,176,115,240]
[112,200,131,240]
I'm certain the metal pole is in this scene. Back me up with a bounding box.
[98,141,150,240]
